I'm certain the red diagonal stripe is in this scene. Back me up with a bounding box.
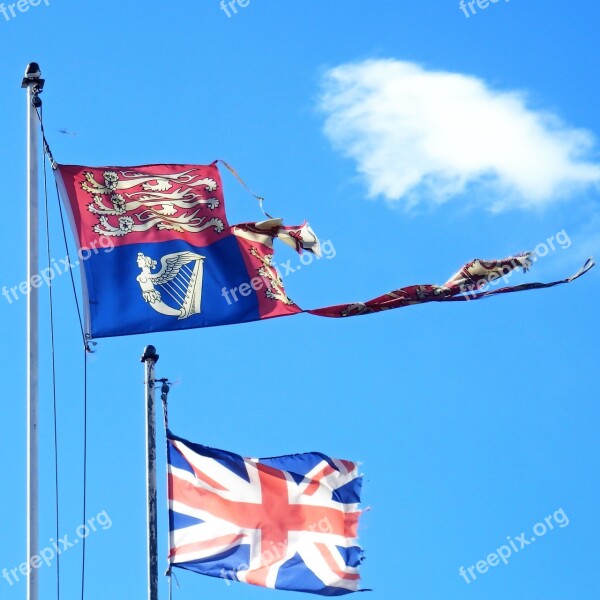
[315,543,360,581]
[170,533,244,559]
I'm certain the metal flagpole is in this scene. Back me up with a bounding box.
[22,62,44,600]
[157,378,173,598]
[142,345,160,600]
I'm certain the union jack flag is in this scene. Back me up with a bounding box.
[167,432,365,595]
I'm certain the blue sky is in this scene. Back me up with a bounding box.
[1,0,599,598]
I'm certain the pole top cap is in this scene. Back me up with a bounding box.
[141,345,159,363]
[21,62,44,88]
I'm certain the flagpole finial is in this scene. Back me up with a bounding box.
[21,62,44,89]
[141,345,159,363]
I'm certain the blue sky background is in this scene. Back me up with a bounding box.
[1,1,599,598]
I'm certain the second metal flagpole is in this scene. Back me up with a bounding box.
[142,345,159,600]
[22,62,43,600]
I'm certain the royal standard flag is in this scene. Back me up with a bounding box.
[56,162,315,338]
[56,162,593,339]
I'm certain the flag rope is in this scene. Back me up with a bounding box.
[81,349,88,600]
[54,177,88,344]
[40,105,92,600]
[42,128,61,600]
[34,104,57,170]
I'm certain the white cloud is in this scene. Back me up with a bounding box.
[320,59,600,211]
